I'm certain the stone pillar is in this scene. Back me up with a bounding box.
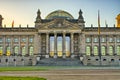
[54,33,57,58]
[26,36,29,55]
[114,36,117,55]
[18,36,21,55]
[34,33,39,55]
[71,33,74,58]
[78,33,81,56]
[3,36,6,55]
[62,33,66,58]
[46,33,49,58]
[39,34,41,54]
[11,36,13,55]
[91,35,94,56]
[106,35,109,55]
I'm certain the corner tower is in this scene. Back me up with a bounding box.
[116,14,120,28]
[35,9,42,28]
[78,9,85,27]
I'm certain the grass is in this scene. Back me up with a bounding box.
[0,66,49,71]
[0,66,72,71]
[0,66,120,72]
[0,76,46,80]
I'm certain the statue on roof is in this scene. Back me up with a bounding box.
[0,15,3,27]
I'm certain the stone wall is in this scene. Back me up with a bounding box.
[0,56,37,66]
[83,55,120,66]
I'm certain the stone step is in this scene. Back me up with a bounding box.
[37,58,82,66]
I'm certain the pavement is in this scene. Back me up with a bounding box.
[0,69,120,80]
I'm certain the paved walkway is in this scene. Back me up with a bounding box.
[0,69,120,80]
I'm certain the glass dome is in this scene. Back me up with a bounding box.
[46,10,74,19]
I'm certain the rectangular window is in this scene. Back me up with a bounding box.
[6,38,11,42]
[21,38,26,42]
[86,37,91,43]
[14,38,19,42]
[116,37,120,43]
[109,37,113,42]
[0,38,2,43]
[101,37,106,42]
[94,37,98,42]
[29,37,33,42]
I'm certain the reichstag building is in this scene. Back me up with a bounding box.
[0,9,120,66]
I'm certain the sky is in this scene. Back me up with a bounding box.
[0,0,120,27]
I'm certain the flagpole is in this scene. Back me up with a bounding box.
[98,10,101,65]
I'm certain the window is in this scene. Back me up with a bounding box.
[0,38,2,42]
[103,59,106,61]
[29,37,33,42]
[109,46,113,55]
[94,37,98,42]
[101,37,106,42]
[0,46,3,55]
[94,46,98,55]
[22,46,26,55]
[29,46,34,55]
[14,46,19,54]
[6,38,11,42]
[6,46,10,56]
[117,46,120,55]
[101,46,106,55]
[86,46,91,55]
[14,38,19,42]
[86,38,91,42]
[116,37,120,43]
[21,38,26,42]
[109,37,113,42]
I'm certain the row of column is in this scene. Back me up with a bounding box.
[39,33,79,58]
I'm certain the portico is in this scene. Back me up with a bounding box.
[39,32,81,58]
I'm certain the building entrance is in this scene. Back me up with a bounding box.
[57,36,62,57]
[49,34,70,57]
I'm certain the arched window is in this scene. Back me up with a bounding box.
[6,46,10,56]
[14,46,18,55]
[86,46,91,55]
[22,46,26,55]
[109,46,113,55]
[29,46,34,55]
[0,46,3,55]
[101,46,106,55]
[117,46,120,55]
[94,46,98,55]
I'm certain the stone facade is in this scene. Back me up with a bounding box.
[0,9,120,66]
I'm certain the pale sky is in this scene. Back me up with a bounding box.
[0,0,120,27]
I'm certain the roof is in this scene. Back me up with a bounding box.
[45,10,74,19]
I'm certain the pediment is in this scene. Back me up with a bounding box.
[39,19,81,29]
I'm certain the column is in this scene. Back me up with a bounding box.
[62,33,66,58]
[11,36,13,55]
[71,33,74,58]
[54,33,57,58]
[46,33,49,58]
[18,36,21,55]
[39,34,41,54]
[114,36,117,55]
[78,33,81,55]
[3,36,6,55]
[106,35,109,55]
[34,33,39,55]
[26,36,29,55]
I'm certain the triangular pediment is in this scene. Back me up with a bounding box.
[39,19,81,29]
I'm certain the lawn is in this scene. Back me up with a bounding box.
[0,76,46,80]
[0,66,49,71]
